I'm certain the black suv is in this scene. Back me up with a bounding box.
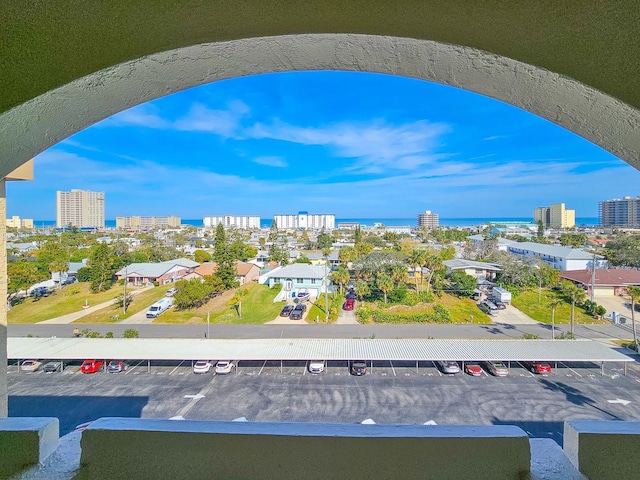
[289,304,306,320]
[350,361,367,376]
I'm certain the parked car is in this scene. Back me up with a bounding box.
[193,360,213,374]
[30,287,48,298]
[493,299,506,310]
[308,360,325,374]
[464,363,483,376]
[43,361,63,373]
[483,300,499,311]
[343,299,355,311]
[108,360,128,373]
[215,361,234,375]
[350,360,367,376]
[280,305,294,317]
[521,361,552,374]
[165,287,177,297]
[478,301,497,316]
[437,361,460,374]
[62,277,77,286]
[290,304,307,320]
[81,359,104,374]
[346,289,356,300]
[484,361,509,377]
[20,360,42,372]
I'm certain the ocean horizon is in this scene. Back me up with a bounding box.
[32,217,601,229]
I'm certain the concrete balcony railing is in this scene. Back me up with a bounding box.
[2,417,639,479]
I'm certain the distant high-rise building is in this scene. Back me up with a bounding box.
[599,196,640,227]
[116,216,181,229]
[6,216,33,229]
[417,210,439,228]
[203,215,261,229]
[533,203,575,228]
[56,189,104,228]
[273,212,335,230]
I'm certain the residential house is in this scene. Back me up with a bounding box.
[235,262,260,285]
[443,259,501,281]
[115,258,199,285]
[51,259,88,284]
[560,269,640,298]
[260,264,330,301]
[307,252,340,268]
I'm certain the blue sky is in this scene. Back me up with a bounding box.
[8,71,640,220]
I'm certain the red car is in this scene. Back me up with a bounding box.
[522,361,552,374]
[343,299,355,311]
[464,363,483,376]
[81,359,104,374]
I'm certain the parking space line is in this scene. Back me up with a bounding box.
[170,361,185,375]
[125,360,145,375]
[390,361,396,376]
[303,361,307,376]
[431,361,442,376]
[258,360,267,376]
[517,362,536,377]
[559,362,582,377]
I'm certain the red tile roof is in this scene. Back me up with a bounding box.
[561,269,640,287]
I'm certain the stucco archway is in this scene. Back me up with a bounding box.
[1,34,640,177]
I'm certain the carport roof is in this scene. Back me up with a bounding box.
[7,338,632,363]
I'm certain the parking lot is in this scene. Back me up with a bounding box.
[8,358,640,446]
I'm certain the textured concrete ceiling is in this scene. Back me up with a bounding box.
[2,1,639,113]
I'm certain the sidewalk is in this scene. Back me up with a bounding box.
[37,285,153,325]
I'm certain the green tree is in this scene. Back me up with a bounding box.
[316,231,333,250]
[376,272,394,304]
[353,225,362,244]
[561,281,587,336]
[605,235,640,268]
[227,287,249,318]
[88,243,114,293]
[627,286,640,347]
[330,265,351,294]
[194,249,212,263]
[338,246,356,264]
[536,220,545,241]
[267,220,279,243]
[448,271,476,297]
[421,250,444,294]
[214,224,236,288]
[408,249,426,292]
[354,280,370,301]
[390,262,408,288]
[294,255,312,264]
[8,261,44,300]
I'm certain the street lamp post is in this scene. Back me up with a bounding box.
[123,265,128,315]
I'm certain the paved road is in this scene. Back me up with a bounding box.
[8,358,640,443]
[8,322,634,341]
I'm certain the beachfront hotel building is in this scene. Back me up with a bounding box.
[599,196,640,228]
[116,216,181,229]
[273,212,335,230]
[6,216,33,229]
[203,215,261,229]
[533,203,575,228]
[417,210,439,228]
[56,189,105,228]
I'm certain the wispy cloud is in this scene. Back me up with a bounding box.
[252,156,288,168]
[174,101,249,136]
[102,105,170,129]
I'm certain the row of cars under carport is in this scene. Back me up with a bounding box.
[16,358,554,376]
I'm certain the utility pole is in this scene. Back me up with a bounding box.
[123,265,128,315]
[590,251,596,303]
[324,254,329,323]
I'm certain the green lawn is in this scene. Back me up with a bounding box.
[154,283,283,325]
[511,288,598,324]
[364,293,492,324]
[8,282,123,324]
[76,283,176,324]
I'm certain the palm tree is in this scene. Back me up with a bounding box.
[390,263,408,288]
[226,287,249,318]
[547,298,563,340]
[330,266,350,294]
[627,286,640,348]
[376,272,394,304]
[354,280,370,301]
[422,250,443,294]
[561,281,586,336]
[408,249,426,293]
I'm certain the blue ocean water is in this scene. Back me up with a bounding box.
[34,217,600,229]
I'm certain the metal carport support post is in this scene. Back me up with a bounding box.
[148,360,150,373]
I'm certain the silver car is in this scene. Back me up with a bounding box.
[437,361,460,374]
[484,361,509,377]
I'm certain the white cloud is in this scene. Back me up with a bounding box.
[174,101,249,137]
[252,156,288,168]
[102,105,169,129]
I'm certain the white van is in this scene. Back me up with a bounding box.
[146,298,173,318]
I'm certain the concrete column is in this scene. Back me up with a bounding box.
[0,180,6,416]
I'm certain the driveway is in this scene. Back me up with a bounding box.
[492,305,540,325]
[594,295,635,322]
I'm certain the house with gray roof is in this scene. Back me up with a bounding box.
[115,258,199,285]
[260,264,330,301]
[443,259,501,281]
[505,242,607,270]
